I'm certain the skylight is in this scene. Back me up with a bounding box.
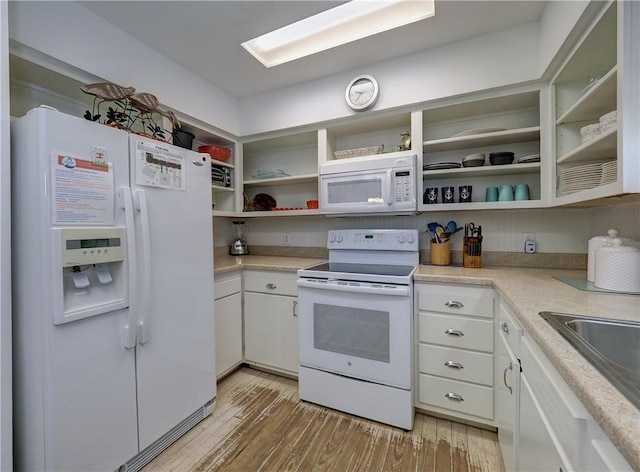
[241,0,436,68]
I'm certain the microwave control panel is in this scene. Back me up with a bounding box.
[394,169,414,202]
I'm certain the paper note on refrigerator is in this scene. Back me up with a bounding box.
[51,153,115,225]
[135,140,186,191]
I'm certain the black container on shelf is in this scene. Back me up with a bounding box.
[172,129,195,150]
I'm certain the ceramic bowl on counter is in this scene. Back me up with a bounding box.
[489,151,514,165]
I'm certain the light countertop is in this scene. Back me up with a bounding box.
[214,256,639,469]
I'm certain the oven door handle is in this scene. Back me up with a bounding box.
[297,278,411,296]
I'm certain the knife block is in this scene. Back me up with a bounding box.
[463,237,482,268]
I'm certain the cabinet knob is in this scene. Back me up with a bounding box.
[445,300,464,309]
[501,321,510,334]
[444,360,464,369]
[266,283,277,290]
[444,392,464,402]
[444,328,464,337]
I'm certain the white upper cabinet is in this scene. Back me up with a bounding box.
[551,1,639,206]
[419,87,546,211]
[241,130,319,217]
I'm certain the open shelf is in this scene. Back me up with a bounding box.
[243,173,318,187]
[423,162,540,179]
[556,66,617,125]
[556,127,617,164]
[423,126,540,153]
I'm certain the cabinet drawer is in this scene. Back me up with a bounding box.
[244,271,298,296]
[214,275,241,300]
[418,313,493,352]
[418,344,493,386]
[416,283,495,318]
[418,374,493,420]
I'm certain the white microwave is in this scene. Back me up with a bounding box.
[319,153,417,215]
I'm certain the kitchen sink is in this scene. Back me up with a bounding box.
[539,311,640,409]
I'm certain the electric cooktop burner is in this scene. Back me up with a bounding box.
[303,262,415,278]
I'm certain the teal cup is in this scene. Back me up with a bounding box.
[485,186,499,202]
[514,183,530,201]
[498,184,514,201]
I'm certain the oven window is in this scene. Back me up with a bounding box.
[313,303,390,363]
[327,179,383,204]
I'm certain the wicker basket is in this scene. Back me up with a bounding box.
[333,145,384,159]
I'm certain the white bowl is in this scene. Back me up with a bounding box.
[462,152,485,161]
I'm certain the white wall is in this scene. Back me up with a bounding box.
[0,1,12,469]
[217,200,640,255]
[8,1,240,136]
[239,22,541,136]
[538,0,590,77]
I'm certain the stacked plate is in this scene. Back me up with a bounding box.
[599,110,617,133]
[580,123,601,144]
[517,153,540,164]
[423,161,461,171]
[600,160,617,185]
[559,162,603,195]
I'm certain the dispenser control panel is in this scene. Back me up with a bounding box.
[60,227,125,267]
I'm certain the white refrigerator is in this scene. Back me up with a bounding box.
[11,107,216,472]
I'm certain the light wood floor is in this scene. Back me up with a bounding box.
[143,367,505,472]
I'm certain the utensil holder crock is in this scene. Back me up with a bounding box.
[430,239,451,266]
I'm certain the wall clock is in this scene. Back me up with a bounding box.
[345,75,379,111]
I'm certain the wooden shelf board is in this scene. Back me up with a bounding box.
[556,127,617,164]
[419,199,546,211]
[423,162,540,179]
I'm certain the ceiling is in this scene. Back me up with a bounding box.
[79,1,548,100]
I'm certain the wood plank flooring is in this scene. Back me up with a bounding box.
[143,367,505,472]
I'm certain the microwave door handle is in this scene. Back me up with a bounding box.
[387,170,393,205]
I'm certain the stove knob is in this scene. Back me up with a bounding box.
[407,233,416,244]
[337,234,343,243]
[397,234,406,244]
[329,233,336,243]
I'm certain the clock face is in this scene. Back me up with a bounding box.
[346,75,379,110]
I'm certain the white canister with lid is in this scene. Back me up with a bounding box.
[587,229,639,282]
[594,239,640,293]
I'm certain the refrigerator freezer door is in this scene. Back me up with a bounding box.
[11,108,139,471]
[128,136,216,450]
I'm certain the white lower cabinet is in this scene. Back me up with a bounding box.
[495,301,522,472]
[243,271,298,376]
[496,297,632,472]
[415,283,496,425]
[214,273,243,379]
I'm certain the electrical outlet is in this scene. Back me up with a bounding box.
[523,232,535,253]
[283,233,291,246]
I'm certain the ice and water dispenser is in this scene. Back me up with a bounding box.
[55,227,128,325]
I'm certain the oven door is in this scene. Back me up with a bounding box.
[297,280,412,389]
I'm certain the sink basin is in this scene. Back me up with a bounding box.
[539,311,640,409]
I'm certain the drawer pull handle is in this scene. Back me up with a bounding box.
[444,360,464,369]
[266,283,277,290]
[444,328,464,337]
[445,392,464,402]
[292,300,298,317]
[503,363,513,394]
[445,300,464,309]
[501,322,510,334]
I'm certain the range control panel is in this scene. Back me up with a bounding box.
[327,229,418,251]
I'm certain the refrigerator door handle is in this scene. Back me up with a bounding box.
[134,189,152,344]
[119,187,138,349]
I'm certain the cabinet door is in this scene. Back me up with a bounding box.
[520,375,572,472]
[496,329,520,472]
[214,292,243,379]
[244,292,298,374]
